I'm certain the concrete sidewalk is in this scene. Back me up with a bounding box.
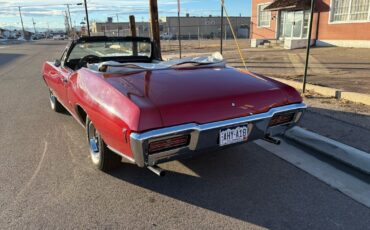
[285,127,370,174]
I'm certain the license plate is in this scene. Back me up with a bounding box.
[219,126,249,146]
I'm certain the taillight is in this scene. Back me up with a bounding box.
[148,135,190,154]
[269,112,295,127]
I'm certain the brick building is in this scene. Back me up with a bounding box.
[164,15,250,39]
[91,17,151,37]
[92,15,250,39]
[251,0,370,49]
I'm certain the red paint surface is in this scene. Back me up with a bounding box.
[43,63,302,159]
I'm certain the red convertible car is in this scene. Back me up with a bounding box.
[43,36,306,175]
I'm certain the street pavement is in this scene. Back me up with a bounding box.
[0,40,370,229]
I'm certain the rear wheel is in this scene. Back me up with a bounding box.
[86,117,122,172]
[49,91,65,113]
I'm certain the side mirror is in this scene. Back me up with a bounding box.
[54,59,61,67]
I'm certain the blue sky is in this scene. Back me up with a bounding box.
[0,0,252,30]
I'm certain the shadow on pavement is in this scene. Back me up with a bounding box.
[30,42,68,46]
[0,53,25,67]
[301,106,370,153]
[109,143,370,229]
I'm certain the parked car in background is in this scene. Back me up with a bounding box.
[53,35,65,40]
[160,33,175,40]
[42,36,306,175]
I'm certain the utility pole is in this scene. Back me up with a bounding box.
[220,0,224,54]
[177,0,182,58]
[129,15,138,56]
[66,4,73,32]
[65,11,70,34]
[149,0,162,60]
[303,0,315,93]
[116,14,119,36]
[83,0,91,36]
[32,18,37,34]
[18,6,25,39]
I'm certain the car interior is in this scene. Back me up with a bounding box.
[64,56,154,71]
[60,37,155,71]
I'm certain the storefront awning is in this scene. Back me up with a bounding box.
[264,0,311,11]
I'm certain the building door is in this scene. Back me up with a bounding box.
[279,10,309,39]
[292,11,303,38]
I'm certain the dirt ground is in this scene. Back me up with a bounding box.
[162,39,370,94]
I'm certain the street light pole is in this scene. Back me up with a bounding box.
[83,0,91,36]
[32,18,37,34]
[18,6,26,38]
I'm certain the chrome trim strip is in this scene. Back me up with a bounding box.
[107,146,136,163]
[130,103,306,167]
[131,103,307,141]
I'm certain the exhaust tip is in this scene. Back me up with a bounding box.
[263,135,281,145]
[148,165,166,177]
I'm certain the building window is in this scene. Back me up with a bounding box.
[257,3,271,27]
[331,0,370,22]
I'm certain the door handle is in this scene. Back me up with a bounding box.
[49,71,58,77]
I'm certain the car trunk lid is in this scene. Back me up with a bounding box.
[104,67,302,130]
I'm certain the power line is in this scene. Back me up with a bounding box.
[2,3,83,8]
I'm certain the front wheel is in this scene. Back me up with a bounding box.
[86,117,122,172]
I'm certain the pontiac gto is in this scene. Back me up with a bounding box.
[43,36,306,175]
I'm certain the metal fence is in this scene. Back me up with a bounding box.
[91,24,250,40]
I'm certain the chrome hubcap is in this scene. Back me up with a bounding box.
[49,92,56,108]
[88,122,101,163]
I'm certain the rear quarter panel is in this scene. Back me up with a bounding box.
[68,69,155,158]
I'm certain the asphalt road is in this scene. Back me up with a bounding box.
[1,40,370,229]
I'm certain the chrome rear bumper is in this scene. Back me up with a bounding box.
[130,103,306,167]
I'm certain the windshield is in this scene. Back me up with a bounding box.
[68,41,152,60]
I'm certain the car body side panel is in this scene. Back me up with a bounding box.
[43,62,66,101]
[44,63,131,158]
[65,69,163,158]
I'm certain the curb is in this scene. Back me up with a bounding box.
[271,77,370,106]
[285,126,370,174]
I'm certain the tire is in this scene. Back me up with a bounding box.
[49,91,65,113]
[86,117,122,172]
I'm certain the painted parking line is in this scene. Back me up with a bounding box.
[287,53,305,75]
[287,53,332,75]
[255,139,370,208]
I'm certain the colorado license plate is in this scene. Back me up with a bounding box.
[219,126,249,146]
